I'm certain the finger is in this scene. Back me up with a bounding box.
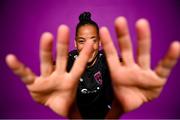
[100,27,121,72]
[155,41,180,78]
[136,19,151,69]
[70,40,94,84]
[115,17,135,66]
[40,32,54,77]
[27,76,56,93]
[56,25,69,73]
[6,54,36,84]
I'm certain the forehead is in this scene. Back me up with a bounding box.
[77,25,98,38]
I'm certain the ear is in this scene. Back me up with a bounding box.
[99,41,101,47]
[74,40,77,48]
[98,36,101,47]
[98,37,101,47]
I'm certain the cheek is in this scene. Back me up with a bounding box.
[77,44,84,52]
[93,43,99,50]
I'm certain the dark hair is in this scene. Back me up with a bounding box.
[75,12,99,37]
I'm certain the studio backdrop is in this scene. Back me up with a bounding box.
[0,0,180,119]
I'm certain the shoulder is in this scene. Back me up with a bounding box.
[95,50,108,69]
[67,50,78,71]
[69,50,78,60]
[99,50,105,59]
[98,50,106,63]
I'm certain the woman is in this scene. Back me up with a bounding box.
[67,12,113,118]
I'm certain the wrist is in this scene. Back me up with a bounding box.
[105,99,124,119]
[68,102,82,119]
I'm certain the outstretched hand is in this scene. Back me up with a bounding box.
[100,17,180,112]
[6,25,93,117]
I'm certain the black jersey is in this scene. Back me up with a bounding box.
[67,50,113,119]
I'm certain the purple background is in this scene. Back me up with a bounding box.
[0,0,180,119]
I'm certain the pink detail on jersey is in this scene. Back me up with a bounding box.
[94,71,103,85]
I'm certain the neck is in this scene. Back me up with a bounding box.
[87,53,98,68]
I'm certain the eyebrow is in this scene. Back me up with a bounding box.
[76,36,97,39]
[76,37,85,40]
[91,36,97,39]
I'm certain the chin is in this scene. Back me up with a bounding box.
[87,51,98,63]
[87,53,97,63]
[88,58,94,63]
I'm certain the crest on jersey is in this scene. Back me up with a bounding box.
[94,71,103,85]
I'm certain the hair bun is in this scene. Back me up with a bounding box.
[79,12,91,22]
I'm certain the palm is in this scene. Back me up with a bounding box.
[111,65,163,112]
[100,17,180,112]
[28,73,77,116]
[6,25,93,117]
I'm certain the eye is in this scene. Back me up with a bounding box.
[93,39,97,43]
[78,40,85,44]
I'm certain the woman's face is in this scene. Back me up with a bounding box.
[75,24,100,63]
